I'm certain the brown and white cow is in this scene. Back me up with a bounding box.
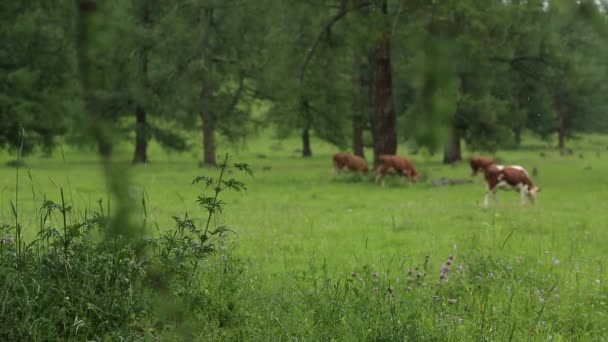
[482,164,540,208]
[470,156,496,177]
[374,154,420,185]
[333,152,369,175]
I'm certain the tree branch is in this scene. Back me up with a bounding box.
[488,55,552,82]
[299,1,372,84]
[220,69,246,118]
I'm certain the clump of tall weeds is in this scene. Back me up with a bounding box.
[0,154,252,340]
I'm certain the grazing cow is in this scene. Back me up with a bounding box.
[374,154,420,185]
[333,152,369,175]
[482,164,540,208]
[470,156,497,176]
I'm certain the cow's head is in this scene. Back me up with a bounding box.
[528,186,540,203]
[470,160,481,177]
[405,169,421,183]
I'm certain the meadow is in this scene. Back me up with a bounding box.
[1,133,608,340]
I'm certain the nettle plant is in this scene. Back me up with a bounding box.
[152,154,252,263]
[146,154,253,306]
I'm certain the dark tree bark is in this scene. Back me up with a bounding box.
[133,0,150,164]
[443,124,462,164]
[302,126,312,158]
[199,8,216,167]
[513,126,522,147]
[370,0,397,166]
[371,36,397,165]
[133,106,148,163]
[352,56,365,158]
[97,139,113,159]
[443,73,465,164]
[300,99,312,158]
[555,94,567,155]
[353,116,365,158]
[202,111,216,166]
[558,112,566,155]
[200,77,216,166]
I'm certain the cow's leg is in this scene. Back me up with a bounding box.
[375,166,387,186]
[374,171,383,185]
[483,187,491,208]
[519,186,527,206]
[483,186,498,208]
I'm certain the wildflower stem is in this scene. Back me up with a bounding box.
[203,153,229,237]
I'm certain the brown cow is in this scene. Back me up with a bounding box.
[482,164,540,208]
[470,156,497,177]
[374,154,420,185]
[333,152,369,175]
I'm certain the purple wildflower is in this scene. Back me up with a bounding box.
[440,265,450,273]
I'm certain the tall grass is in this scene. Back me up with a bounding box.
[0,154,253,340]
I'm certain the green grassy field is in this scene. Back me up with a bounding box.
[2,133,608,339]
[3,133,608,272]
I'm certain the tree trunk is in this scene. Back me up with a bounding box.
[353,116,365,158]
[97,139,112,159]
[201,74,216,166]
[133,106,148,163]
[201,112,216,166]
[300,99,312,158]
[302,126,312,158]
[133,0,150,164]
[443,124,461,164]
[558,113,566,155]
[513,126,522,147]
[371,29,397,165]
[352,56,365,158]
